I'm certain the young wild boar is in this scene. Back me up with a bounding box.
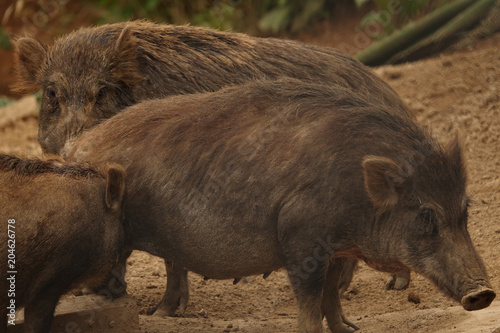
[0,155,126,333]
[66,79,495,333]
[13,20,411,315]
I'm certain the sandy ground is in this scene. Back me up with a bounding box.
[1,27,499,333]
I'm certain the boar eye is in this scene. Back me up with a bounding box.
[418,208,437,234]
[46,87,57,100]
[97,87,107,100]
[419,208,435,223]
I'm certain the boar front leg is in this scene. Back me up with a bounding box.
[338,257,357,296]
[286,263,325,333]
[322,258,359,333]
[153,260,189,316]
[1,308,7,333]
[24,289,61,333]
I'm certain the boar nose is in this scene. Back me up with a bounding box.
[461,286,496,311]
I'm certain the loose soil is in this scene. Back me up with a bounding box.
[1,16,499,333]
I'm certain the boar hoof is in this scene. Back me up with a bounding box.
[152,308,170,317]
[153,299,187,317]
[393,277,409,290]
[332,323,358,333]
[342,314,360,331]
[385,272,410,290]
[72,286,92,296]
[153,290,188,317]
[461,287,496,311]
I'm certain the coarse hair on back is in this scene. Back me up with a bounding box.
[0,153,102,178]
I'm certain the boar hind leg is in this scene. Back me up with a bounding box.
[153,260,189,317]
[338,257,357,296]
[322,258,359,333]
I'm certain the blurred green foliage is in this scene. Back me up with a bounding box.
[0,97,15,107]
[258,0,329,34]
[82,0,457,37]
[91,0,245,31]
[0,28,11,50]
[89,0,338,34]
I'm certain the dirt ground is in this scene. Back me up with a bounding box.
[1,15,500,333]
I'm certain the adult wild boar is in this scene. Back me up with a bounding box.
[14,20,411,315]
[0,155,126,333]
[13,20,409,155]
[66,79,495,333]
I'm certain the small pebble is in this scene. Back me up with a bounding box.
[442,60,452,67]
[198,308,207,317]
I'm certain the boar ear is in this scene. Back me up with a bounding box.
[112,25,144,86]
[13,37,47,91]
[362,156,405,208]
[115,24,133,52]
[105,163,127,212]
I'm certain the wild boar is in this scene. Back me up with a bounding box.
[0,155,126,333]
[65,79,495,332]
[14,20,411,315]
[13,20,409,155]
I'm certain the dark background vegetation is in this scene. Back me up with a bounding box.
[0,0,449,44]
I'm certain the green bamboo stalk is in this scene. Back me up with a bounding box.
[453,0,500,49]
[354,0,476,66]
[388,0,496,64]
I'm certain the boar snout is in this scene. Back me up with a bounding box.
[461,286,496,311]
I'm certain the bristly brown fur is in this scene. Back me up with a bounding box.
[0,153,102,178]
